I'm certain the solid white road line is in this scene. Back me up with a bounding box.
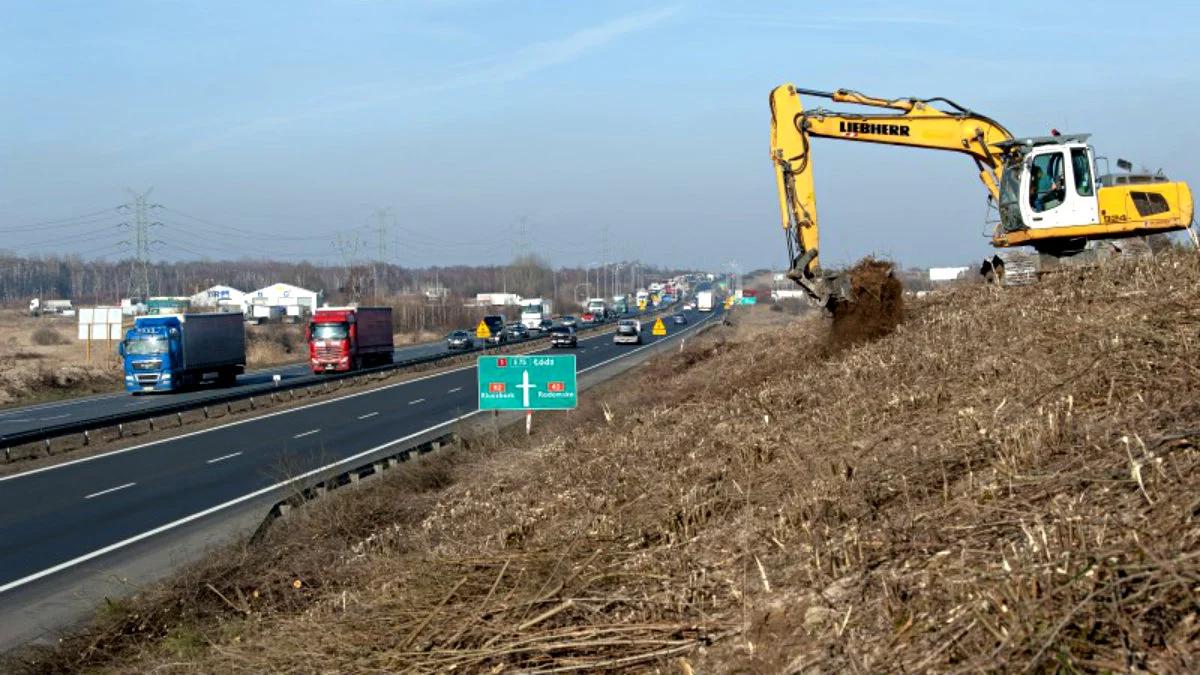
[408,398,425,405]
[206,452,243,464]
[357,412,379,420]
[447,387,462,393]
[0,309,714,595]
[0,411,482,595]
[293,429,321,439]
[0,308,702,486]
[84,482,136,500]
[38,413,71,421]
[578,310,715,376]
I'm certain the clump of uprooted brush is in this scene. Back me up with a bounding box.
[828,257,904,350]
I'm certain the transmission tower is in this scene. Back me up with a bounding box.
[372,208,392,300]
[519,216,530,256]
[118,188,162,301]
[601,224,610,297]
[334,231,363,301]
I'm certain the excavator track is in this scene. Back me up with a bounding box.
[984,237,1156,286]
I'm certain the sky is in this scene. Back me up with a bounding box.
[2,0,1199,273]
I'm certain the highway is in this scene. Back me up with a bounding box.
[0,307,718,600]
[0,331,525,444]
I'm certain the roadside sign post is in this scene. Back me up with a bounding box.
[78,307,122,364]
[478,355,578,433]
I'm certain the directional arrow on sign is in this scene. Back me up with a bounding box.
[516,370,537,407]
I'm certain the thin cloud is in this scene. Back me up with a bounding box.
[707,10,952,31]
[439,5,681,87]
[175,5,681,156]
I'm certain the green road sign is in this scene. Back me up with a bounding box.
[478,354,577,410]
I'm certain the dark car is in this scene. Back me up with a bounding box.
[446,330,474,350]
[481,315,507,344]
[672,313,688,325]
[559,315,577,327]
[507,322,529,340]
[538,318,554,334]
[550,325,577,348]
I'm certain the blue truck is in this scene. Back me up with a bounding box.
[120,313,246,393]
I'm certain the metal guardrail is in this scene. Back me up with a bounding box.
[253,306,720,537]
[0,307,679,454]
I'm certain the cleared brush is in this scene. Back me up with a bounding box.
[13,251,1200,673]
[828,257,904,350]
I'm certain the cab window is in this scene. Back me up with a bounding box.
[1070,148,1094,197]
[1029,152,1065,213]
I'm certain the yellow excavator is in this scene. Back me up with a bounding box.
[770,84,1195,307]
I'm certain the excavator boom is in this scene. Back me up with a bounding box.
[769,83,1194,306]
[771,84,1013,303]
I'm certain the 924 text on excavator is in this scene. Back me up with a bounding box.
[769,84,1195,307]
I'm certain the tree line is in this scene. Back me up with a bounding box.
[0,253,690,333]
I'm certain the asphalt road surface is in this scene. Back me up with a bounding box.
[0,306,719,596]
[0,329,555,444]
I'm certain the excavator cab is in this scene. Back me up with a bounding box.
[992,134,1192,255]
[996,135,1100,235]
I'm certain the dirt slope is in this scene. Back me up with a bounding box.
[14,252,1200,673]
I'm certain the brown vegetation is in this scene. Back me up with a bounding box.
[0,315,119,406]
[30,325,70,346]
[13,252,1200,673]
[829,257,904,350]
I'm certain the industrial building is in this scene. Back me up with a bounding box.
[189,285,247,312]
[247,283,321,320]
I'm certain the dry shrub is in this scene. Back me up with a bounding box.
[829,257,904,350]
[0,359,118,406]
[30,325,69,346]
[245,325,304,368]
[17,251,1200,673]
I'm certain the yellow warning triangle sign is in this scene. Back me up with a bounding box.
[475,320,492,339]
[651,317,667,336]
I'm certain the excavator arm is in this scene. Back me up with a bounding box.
[770,84,1014,305]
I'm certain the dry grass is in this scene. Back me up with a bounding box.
[244,324,306,368]
[30,325,71,346]
[0,312,120,407]
[11,252,1200,673]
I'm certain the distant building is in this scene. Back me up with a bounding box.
[472,293,521,307]
[929,267,969,282]
[248,283,321,318]
[190,285,246,312]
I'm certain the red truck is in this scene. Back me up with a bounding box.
[307,307,395,373]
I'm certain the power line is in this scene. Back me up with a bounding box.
[163,207,359,241]
[0,212,124,235]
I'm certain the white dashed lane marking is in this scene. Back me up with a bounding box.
[293,429,321,439]
[357,412,379,420]
[206,452,243,464]
[85,482,136,500]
